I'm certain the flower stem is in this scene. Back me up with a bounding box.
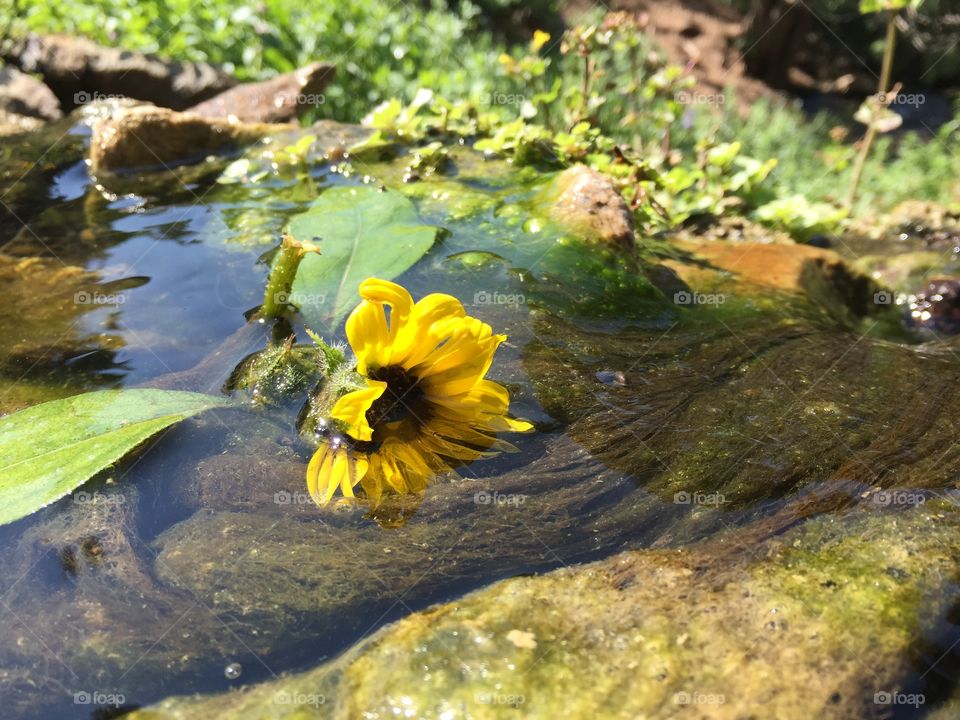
[260,234,321,320]
[845,9,898,212]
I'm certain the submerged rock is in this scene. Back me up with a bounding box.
[129,503,960,719]
[150,435,634,648]
[89,105,289,171]
[906,278,960,334]
[545,164,635,248]
[188,63,336,123]
[176,455,313,516]
[0,486,237,717]
[0,66,61,121]
[2,33,235,110]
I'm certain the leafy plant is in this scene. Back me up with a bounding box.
[845,0,923,209]
[286,186,441,329]
[0,389,228,526]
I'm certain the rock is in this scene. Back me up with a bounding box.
[664,238,885,321]
[128,503,960,719]
[177,455,315,515]
[906,278,960,334]
[188,63,336,123]
[522,285,960,513]
[150,435,633,647]
[88,105,290,171]
[0,485,235,717]
[2,33,235,110]
[546,164,635,248]
[674,214,794,244]
[0,66,61,120]
[887,199,960,235]
[0,108,44,135]
[855,250,945,294]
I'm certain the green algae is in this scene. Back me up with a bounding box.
[129,503,960,720]
[6,114,960,719]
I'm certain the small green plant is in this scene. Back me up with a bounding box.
[845,0,924,210]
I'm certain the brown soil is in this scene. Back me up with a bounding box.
[563,0,782,110]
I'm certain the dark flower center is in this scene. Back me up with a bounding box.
[365,365,424,427]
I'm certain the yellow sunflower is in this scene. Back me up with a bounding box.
[306,278,533,505]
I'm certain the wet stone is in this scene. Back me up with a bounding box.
[0,486,239,716]
[546,164,635,249]
[2,33,235,110]
[906,278,960,334]
[188,63,336,123]
[130,503,960,720]
[0,66,61,121]
[89,105,290,171]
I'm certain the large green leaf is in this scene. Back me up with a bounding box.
[0,389,230,526]
[287,186,440,330]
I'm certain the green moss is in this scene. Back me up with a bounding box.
[130,504,960,720]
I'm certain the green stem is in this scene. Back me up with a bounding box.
[878,9,897,95]
[579,50,591,125]
[846,9,898,212]
[260,234,320,319]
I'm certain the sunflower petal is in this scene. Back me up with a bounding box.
[359,279,414,352]
[330,380,388,441]
[392,293,466,369]
[346,300,390,375]
[306,444,341,506]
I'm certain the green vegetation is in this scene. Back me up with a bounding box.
[4,0,959,235]
[4,0,510,120]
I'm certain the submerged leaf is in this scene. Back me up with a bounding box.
[287,186,440,330]
[0,389,230,526]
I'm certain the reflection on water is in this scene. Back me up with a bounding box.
[0,119,958,719]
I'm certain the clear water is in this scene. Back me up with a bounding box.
[0,115,957,719]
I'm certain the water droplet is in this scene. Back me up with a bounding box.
[224,662,242,680]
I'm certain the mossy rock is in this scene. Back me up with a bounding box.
[129,502,960,719]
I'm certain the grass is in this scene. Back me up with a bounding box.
[3,0,958,220]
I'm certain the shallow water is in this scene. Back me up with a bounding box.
[2,114,959,719]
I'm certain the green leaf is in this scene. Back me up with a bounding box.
[859,0,920,12]
[0,389,230,526]
[287,186,440,330]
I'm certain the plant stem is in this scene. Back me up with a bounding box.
[260,234,321,319]
[629,44,641,152]
[845,9,898,211]
[579,50,591,125]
